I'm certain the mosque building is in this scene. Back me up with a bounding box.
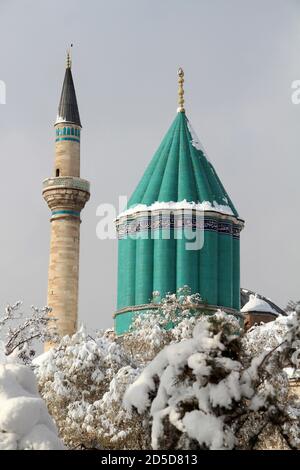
[42,56,283,340]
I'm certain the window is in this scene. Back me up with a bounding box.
[67,127,71,135]
[71,128,74,136]
[56,169,60,177]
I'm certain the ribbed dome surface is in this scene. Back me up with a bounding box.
[128,112,238,217]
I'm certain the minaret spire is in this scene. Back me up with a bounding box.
[177,67,185,113]
[56,45,81,127]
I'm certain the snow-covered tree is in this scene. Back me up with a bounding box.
[0,363,63,450]
[122,287,201,365]
[124,311,300,450]
[94,365,151,449]
[33,292,300,450]
[0,302,59,364]
[122,315,197,366]
[34,292,199,450]
[34,327,151,449]
[285,300,300,313]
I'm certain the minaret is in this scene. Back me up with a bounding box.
[43,49,90,346]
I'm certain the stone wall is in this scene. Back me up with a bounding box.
[244,312,277,330]
[55,138,80,177]
[46,217,80,348]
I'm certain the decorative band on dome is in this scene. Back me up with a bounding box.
[116,212,242,240]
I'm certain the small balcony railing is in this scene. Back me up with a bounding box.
[42,176,90,193]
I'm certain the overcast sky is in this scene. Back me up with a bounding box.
[0,0,299,331]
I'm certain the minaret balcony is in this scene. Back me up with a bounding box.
[43,176,90,213]
[43,176,90,193]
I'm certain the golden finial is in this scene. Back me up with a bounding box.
[177,67,185,113]
[66,44,73,69]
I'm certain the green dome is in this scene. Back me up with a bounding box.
[128,112,239,217]
[115,109,244,336]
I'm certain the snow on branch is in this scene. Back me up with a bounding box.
[0,302,59,364]
[124,310,300,450]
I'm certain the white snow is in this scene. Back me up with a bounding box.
[241,294,278,315]
[55,115,67,124]
[209,370,242,408]
[19,424,63,451]
[187,352,211,376]
[0,363,64,450]
[117,199,234,219]
[186,120,209,158]
[32,350,52,367]
[182,411,230,450]
[123,348,169,414]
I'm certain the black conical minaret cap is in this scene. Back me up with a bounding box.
[56,54,81,127]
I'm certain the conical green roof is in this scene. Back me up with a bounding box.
[128,112,239,217]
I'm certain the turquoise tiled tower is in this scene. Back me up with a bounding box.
[115,69,244,335]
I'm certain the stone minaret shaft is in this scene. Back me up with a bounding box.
[43,54,90,345]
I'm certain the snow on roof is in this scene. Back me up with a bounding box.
[241,294,278,315]
[118,199,234,219]
[186,119,209,159]
[55,115,67,124]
